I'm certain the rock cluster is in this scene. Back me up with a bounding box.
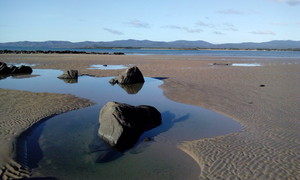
[0,62,33,75]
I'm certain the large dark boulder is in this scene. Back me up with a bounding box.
[11,65,33,74]
[0,62,11,74]
[58,70,78,79]
[0,62,33,75]
[109,66,145,84]
[98,101,161,151]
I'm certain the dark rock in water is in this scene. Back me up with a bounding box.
[0,62,33,75]
[98,101,161,152]
[11,65,33,74]
[212,63,231,66]
[109,78,118,85]
[260,84,266,87]
[109,66,145,84]
[0,62,11,74]
[58,70,78,79]
[113,52,125,55]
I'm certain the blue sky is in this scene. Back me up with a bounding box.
[0,0,299,43]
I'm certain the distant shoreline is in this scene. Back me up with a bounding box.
[81,47,300,52]
[1,47,299,52]
[1,48,300,59]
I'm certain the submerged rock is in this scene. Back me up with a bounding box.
[109,66,145,84]
[58,70,78,79]
[98,101,161,152]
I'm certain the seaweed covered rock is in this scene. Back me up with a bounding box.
[98,101,161,151]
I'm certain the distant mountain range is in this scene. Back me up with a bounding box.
[0,40,299,49]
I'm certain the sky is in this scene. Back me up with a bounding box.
[0,0,299,43]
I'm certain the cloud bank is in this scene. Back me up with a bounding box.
[127,20,150,28]
[163,25,202,33]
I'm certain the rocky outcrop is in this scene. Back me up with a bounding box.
[98,101,161,151]
[58,70,78,79]
[0,62,33,75]
[109,66,145,85]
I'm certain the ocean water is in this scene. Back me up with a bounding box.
[1,47,300,58]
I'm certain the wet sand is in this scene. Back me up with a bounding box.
[0,54,299,179]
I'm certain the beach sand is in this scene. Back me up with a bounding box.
[0,54,299,179]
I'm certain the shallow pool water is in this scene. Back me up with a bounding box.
[231,63,262,67]
[0,69,241,180]
[88,64,128,70]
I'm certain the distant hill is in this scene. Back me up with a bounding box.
[0,40,299,49]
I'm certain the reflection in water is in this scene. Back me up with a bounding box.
[1,74,39,80]
[116,83,144,94]
[58,78,78,84]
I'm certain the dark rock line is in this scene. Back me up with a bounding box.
[0,50,125,55]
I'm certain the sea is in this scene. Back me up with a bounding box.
[1,47,300,58]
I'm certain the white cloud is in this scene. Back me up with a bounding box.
[272,0,300,5]
[103,28,124,35]
[249,30,276,35]
[127,20,150,28]
[223,23,238,31]
[196,21,238,31]
[214,31,225,35]
[196,21,215,28]
[164,25,182,30]
[185,28,203,33]
[272,21,300,26]
[163,25,202,33]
